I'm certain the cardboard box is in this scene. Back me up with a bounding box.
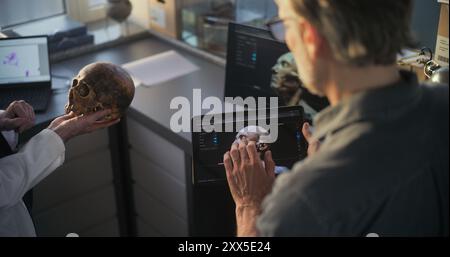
[435,1,449,66]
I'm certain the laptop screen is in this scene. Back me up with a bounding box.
[0,36,50,85]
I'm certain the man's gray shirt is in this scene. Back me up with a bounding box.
[257,71,449,236]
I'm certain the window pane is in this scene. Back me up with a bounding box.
[0,0,65,28]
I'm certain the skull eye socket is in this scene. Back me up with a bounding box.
[78,82,90,97]
[72,79,78,87]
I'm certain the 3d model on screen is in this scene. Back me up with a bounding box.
[270,52,329,114]
[270,52,302,106]
[233,125,289,174]
[234,125,271,159]
[65,62,135,120]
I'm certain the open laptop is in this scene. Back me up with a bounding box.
[0,36,52,112]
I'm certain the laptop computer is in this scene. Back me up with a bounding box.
[0,36,52,112]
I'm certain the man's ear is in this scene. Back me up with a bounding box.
[301,20,327,60]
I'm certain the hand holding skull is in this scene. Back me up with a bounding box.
[48,110,120,142]
[50,62,135,142]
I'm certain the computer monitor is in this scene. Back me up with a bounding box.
[224,23,329,119]
[0,36,51,86]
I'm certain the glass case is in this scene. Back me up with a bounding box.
[180,0,277,57]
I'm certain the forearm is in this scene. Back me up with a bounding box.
[0,129,65,208]
[236,205,261,237]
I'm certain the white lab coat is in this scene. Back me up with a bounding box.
[0,128,65,236]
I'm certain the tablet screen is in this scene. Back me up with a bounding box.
[192,106,307,184]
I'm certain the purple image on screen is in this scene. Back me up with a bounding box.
[25,70,29,77]
[3,52,19,66]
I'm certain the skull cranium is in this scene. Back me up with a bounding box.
[65,62,135,120]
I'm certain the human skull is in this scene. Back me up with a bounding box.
[65,62,135,120]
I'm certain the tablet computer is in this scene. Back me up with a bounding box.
[192,106,308,184]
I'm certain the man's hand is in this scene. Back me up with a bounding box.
[0,100,35,133]
[223,139,276,236]
[48,110,120,142]
[302,122,320,156]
